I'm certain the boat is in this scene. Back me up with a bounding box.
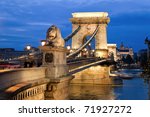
[118,73,133,79]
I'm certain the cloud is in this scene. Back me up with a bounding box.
[8,27,26,32]
[0,38,8,41]
[0,34,31,39]
[27,22,53,26]
[0,0,150,51]
[110,11,150,26]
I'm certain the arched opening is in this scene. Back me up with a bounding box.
[79,35,95,58]
[108,51,114,61]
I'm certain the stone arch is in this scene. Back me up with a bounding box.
[70,12,110,58]
[79,34,95,57]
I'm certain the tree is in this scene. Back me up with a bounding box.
[125,54,134,64]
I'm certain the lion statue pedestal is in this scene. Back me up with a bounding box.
[39,25,73,100]
[39,46,68,78]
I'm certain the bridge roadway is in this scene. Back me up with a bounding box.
[67,57,111,74]
[0,58,111,100]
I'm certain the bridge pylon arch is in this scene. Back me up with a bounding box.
[70,12,110,58]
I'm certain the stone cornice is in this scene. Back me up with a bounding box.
[70,17,110,24]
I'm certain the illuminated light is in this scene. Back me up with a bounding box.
[84,48,87,51]
[67,46,71,50]
[70,49,73,53]
[92,50,95,52]
[41,40,46,46]
[26,45,31,50]
[73,46,78,49]
[88,43,91,46]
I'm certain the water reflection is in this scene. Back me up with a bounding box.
[69,84,115,100]
[69,69,150,100]
[114,77,149,100]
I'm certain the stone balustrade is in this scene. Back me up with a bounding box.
[0,67,46,90]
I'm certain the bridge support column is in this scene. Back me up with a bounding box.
[95,24,108,58]
[39,46,73,100]
[71,66,122,85]
[70,12,110,58]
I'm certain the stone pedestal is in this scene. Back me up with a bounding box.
[39,46,73,100]
[45,76,73,100]
[39,46,68,78]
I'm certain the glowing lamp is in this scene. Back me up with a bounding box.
[92,50,95,52]
[67,46,71,50]
[70,49,73,53]
[26,45,31,50]
[41,40,47,46]
[84,48,87,51]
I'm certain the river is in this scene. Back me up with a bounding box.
[69,69,150,100]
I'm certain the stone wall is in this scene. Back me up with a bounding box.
[71,66,114,85]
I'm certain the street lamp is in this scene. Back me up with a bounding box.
[41,40,47,46]
[67,46,71,50]
[92,50,95,52]
[70,49,73,53]
[26,45,31,50]
[84,48,87,51]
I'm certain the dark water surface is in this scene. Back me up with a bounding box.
[69,69,150,100]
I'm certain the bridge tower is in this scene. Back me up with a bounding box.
[70,12,110,58]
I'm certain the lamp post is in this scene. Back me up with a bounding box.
[26,45,31,50]
[67,45,71,50]
[91,49,95,57]
[41,40,47,46]
[66,46,71,55]
[84,48,87,52]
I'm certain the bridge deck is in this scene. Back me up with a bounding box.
[67,58,112,74]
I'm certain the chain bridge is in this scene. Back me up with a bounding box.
[0,12,121,100]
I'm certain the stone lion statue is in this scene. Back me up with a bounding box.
[46,25,65,47]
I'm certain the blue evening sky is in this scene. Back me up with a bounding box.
[0,0,150,52]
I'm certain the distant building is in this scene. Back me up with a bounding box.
[107,44,117,61]
[0,48,28,61]
[117,43,134,60]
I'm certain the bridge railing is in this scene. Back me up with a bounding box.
[0,67,46,91]
[67,57,104,71]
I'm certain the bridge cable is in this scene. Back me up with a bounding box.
[69,59,107,75]
[67,25,99,58]
[64,25,81,42]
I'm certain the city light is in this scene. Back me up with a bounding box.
[84,48,87,51]
[70,49,73,53]
[92,50,95,52]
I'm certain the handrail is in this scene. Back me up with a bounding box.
[67,25,99,58]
